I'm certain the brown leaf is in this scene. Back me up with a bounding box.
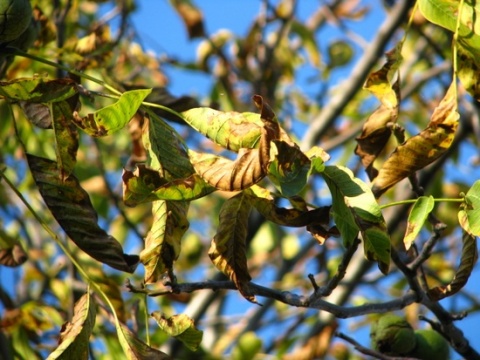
[427,231,478,300]
[27,154,139,273]
[170,0,205,39]
[208,193,255,303]
[372,82,459,197]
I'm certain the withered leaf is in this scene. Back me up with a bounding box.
[27,154,139,273]
[372,82,459,197]
[208,193,255,302]
[427,231,478,301]
[0,228,27,267]
[170,0,205,39]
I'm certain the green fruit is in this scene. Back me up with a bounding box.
[370,314,416,356]
[409,329,450,360]
[0,0,33,43]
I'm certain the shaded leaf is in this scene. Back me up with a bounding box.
[355,46,402,180]
[0,228,27,267]
[209,193,255,302]
[122,166,215,205]
[140,200,189,283]
[458,180,480,236]
[27,154,139,273]
[427,231,478,300]
[151,313,203,351]
[372,82,459,197]
[116,321,171,360]
[0,76,77,103]
[268,140,311,197]
[457,43,480,101]
[73,89,151,137]
[50,101,79,181]
[404,196,435,250]
[182,107,263,151]
[323,165,390,273]
[170,0,205,39]
[46,292,95,360]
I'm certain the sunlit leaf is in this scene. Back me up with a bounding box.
[27,154,139,273]
[458,180,480,236]
[170,0,205,39]
[323,165,390,273]
[291,20,320,67]
[0,76,77,103]
[116,320,171,359]
[181,107,263,151]
[231,331,263,360]
[50,101,79,181]
[73,89,151,137]
[427,231,478,300]
[355,46,402,180]
[140,200,189,283]
[46,292,95,360]
[209,192,255,302]
[372,82,459,197]
[418,0,480,54]
[122,166,215,205]
[151,313,203,351]
[0,228,27,267]
[457,44,480,101]
[404,196,435,250]
[268,140,311,197]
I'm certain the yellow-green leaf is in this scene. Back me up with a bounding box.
[73,89,151,137]
[151,313,203,351]
[46,292,95,360]
[404,196,435,250]
[0,76,78,103]
[458,180,480,236]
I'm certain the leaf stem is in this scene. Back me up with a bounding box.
[380,197,463,209]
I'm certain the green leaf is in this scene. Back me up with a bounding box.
[323,165,390,273]
[0,76,78,103]
[231,331,263,360]
[182,107,263,151]
[268,140,311,197]
[418,0,480,54]
[140,200,189,283]
[458,179,480,236]
[73,89,151,137]
[404,196,435,250]
[27,154,139,273]
[50,101,79,181]
[122,166,216,204]
[46,292,95,360]
[116,320,171,359]
[151,313,203,351]
[209,192,255,302]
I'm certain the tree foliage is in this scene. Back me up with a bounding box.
[0,0,480,359]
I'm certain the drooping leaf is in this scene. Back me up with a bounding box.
[123,166,215,205]
[458,180,480,236]
[418,0,480,55]
[404,196,435,250]
[50,101,79,181]
[457,44,480,101]
[46,292,95,360]
[151,313,203,351]
[140,200,189,283]
[372,82,459,197]
[323,165,390,273]
[0,228,27,267]
[73,89,151,137]
[116,320,171,360]
[427,231,478,301]
[26,154,139,273]
[268,140,311,197]
[0,76,78,103]
[170,0,205,39]
[143,113,194,179]
[190,95,280,191]
[209,192,255,302]
[181,107,263,151]
[355,46,402,180]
